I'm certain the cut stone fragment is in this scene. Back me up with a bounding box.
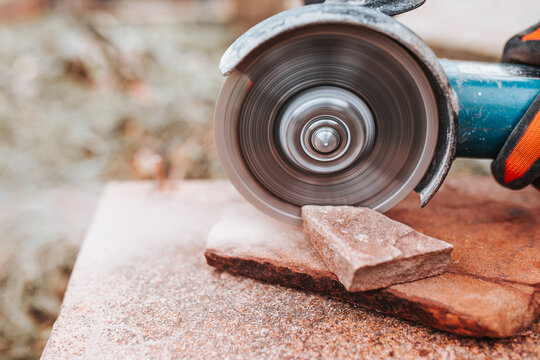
[301,206,453,292]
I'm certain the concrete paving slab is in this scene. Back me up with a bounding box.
[43,178,539,359]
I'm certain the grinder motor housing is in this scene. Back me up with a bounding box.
[214,1,540,224]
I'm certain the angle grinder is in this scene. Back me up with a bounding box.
[214,0,540,224]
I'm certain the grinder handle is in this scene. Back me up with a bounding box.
[441,59,540,159]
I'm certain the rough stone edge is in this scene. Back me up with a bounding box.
[204,249,514,338]
[349,246,452,292]
[301,214,358,290]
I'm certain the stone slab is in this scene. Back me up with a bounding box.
[301,206,453,291]
[206,206,537,337]
[206,176,540,338]
[43,178,539,359]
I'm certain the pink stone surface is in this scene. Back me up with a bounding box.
[302,206,453,291]
[206,201,538,338]
[43,179,540,359]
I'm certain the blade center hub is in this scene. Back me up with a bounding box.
[300,117,350,161]
[277,86,375,174]
[311,126,340,154]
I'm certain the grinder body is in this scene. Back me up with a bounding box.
[442,60,540,158]
[214,3,540,224]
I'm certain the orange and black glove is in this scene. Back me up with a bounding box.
[491,22,540,190]
[501,21,540,66]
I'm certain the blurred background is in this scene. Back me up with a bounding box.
[0,0,538,358]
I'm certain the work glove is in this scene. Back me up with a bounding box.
[491,22,540,190]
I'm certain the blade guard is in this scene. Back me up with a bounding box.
[305,0,426,17]
[220,4,459,208]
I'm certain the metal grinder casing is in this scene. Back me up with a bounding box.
[214,3,540,224]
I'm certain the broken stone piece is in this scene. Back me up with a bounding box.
[302,206,453,292]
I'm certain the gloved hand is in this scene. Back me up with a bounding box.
[491,22,540,190]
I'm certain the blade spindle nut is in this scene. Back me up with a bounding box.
[311,126,340,154]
